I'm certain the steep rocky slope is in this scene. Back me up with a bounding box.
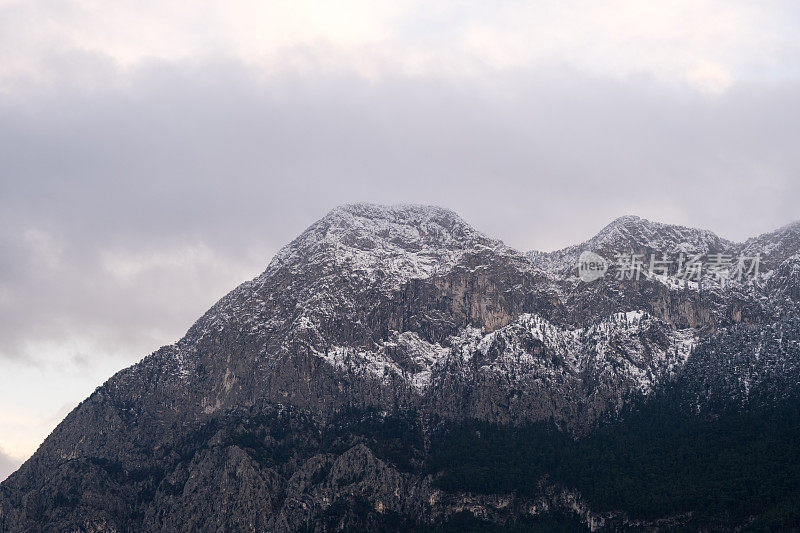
[1,204,798,531]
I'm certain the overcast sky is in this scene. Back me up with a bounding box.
[1,0,799,480]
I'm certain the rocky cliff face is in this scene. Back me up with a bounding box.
[1,204,798,531]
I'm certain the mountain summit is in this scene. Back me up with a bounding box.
[264,204,507,289]
[2,205,799,531]
[528,214,732,275]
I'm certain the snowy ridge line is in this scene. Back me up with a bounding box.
[259,203,515,290]
[309,309,697,396]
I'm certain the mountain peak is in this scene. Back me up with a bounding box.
[264,203,505,288]
[529,215,731,275]
[588,215,728,253]
[738,218,800,269]
[607,214,645,227]
[326,202,460,221]
[309,202,494,251]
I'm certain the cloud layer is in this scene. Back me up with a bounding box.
[2,0,799,94]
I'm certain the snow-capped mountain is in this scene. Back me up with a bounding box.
[527,215,732,277]
[1,204,798,531]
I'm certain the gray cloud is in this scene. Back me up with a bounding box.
[1,57,799,368]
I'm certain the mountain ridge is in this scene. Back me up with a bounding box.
[2,204,799,531]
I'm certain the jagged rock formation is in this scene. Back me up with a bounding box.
[1,204,798,531]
